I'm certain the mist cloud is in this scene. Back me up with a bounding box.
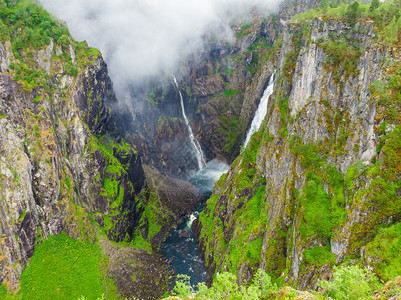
[40,0,282,98]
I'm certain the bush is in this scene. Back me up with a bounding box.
[172,270,278,300]
[363,222,401,281]
[173,274,193,300]
[318,265,381,300]
[65,61,78,77]
[345,1,360,23]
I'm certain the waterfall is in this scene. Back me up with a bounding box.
[171,74,206,170]
[243,71,276,147]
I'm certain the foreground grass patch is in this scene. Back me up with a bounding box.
[0,232,103,299]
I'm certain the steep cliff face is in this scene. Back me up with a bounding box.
[0,38,130,290]
[0,1,177,297]
[197,4,401,291]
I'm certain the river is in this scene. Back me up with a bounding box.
[162,159,229,289]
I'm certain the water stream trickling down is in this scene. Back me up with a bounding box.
[172,74,206,170]
[162,160,229,289]
[244,71,276,147]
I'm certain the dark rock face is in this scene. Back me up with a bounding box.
[115,148,145,194]
[0,37,150,291]
[142,165,201,248]
[117,79,201,178]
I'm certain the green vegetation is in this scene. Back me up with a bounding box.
[221,89,244,97]
[300,172,332,237]
[0,0,69,49]
[87,135,139,242]
[364,222,401,282]
[219,115,239,156]
[199,130,272,275]
[282,28,304,85]
[147,84,167,107]
[319,36,361,83]
[235,23,252,39]
[173,270,278,300]
[200,1,401,287]
[318,265,381,300]
[0,0,101,94]
[304,245,336,267]
[173,265,383,299]
[0,232,103,299]
[293,0,401,46]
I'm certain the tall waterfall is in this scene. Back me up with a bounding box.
[172,74,206,170]
[243,71,276,147]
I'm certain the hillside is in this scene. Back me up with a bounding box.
[196,0,401,294]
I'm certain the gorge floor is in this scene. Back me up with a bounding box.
[162,160,229,290]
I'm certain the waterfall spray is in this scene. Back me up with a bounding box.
[171,74,206,170]
[244,71,276,147]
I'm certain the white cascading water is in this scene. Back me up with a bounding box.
[172,74,206,170]
[243,70,276,147]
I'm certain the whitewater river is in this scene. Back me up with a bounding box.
[162,160,228,289]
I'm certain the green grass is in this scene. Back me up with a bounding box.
[0,232,103,299]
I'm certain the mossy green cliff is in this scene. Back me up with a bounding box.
[197,0,401,292]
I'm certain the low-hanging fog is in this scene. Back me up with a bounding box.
[40,0,282,99]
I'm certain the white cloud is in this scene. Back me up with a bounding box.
[40,0,282,97]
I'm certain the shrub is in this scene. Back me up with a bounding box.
[173,274,193,300]
[318,265,381,300]
[173,270,278,299]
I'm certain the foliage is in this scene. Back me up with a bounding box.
[363,219,401,282]
[0,0,70,50]
[0,0,102,94]
[222,89,244,98]
[282,29,303,85]
[220,115,239,156]
[172,270,278,300]
[345,1,360,24]
[320,37,361,82]
[173,274,193,300]
[300,172,332,237]
[318,265,381,300]
[304,245,336,267]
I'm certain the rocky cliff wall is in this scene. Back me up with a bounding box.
[197,10,401,291]
[0,32,146,290]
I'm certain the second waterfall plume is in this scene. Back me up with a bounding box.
[172,74,206,170]
[244,71,276,147]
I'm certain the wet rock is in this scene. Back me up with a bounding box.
[178,230,189,238]
[142,165,201,247]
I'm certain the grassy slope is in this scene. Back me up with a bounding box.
[0,233,103,299]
